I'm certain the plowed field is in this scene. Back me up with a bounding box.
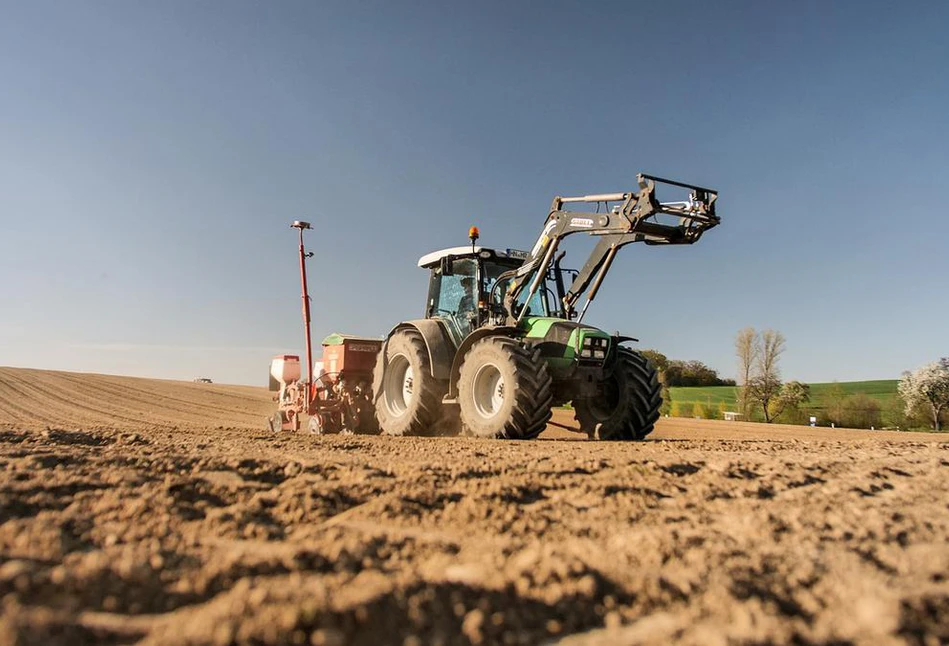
[1,366,946,645]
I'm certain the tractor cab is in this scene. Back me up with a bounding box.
[418,246,552,342]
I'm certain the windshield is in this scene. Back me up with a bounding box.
[483,259,548,317]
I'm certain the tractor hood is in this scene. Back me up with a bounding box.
[521,317,613,365]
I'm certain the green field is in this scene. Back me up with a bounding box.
[670,380,899,422]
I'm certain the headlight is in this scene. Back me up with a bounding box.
[579,336,609,359]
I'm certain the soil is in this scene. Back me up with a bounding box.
[0,366,946,645]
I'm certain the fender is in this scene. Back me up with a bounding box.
[446,326,521,399]
[381,319,457,381]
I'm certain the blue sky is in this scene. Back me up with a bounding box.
[1,1,946,385]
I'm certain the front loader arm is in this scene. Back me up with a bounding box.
[503,173,719,325]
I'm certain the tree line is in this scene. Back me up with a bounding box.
[648,327,949,431]
[639,351,735,388]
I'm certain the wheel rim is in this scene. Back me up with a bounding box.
[383,354,413,416]
[471,363,505,419]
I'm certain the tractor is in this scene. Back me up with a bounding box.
[373,173,719,440]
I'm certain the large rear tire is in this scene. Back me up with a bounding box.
[575,347,661,440]
[457,337,553,439]
[373,329,445,436]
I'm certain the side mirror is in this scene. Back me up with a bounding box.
[439,256,454,276]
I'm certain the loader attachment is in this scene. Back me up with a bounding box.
[502,173,719,324]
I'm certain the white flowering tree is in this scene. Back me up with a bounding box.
[898,358,949,431]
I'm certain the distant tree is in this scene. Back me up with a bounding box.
[735,327,760,417]
[717,400,728,420]
[659,388,672,416]
[773,395,809,425]
[693,401,708,419]
[775,381,810,422]
[669,401,693,418]
[760,329,786,379]
[746,375,782,423]
[821,382,846,427]
[738,328,789,423]
[882,396,913,430]
[898,359,949,431]
[748,379,809,424]
[640,349,668,373]
[839,393,882,429]
[664,362,683,386]
[663,359,733,387]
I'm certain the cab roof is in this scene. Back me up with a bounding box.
[417,246,530,269]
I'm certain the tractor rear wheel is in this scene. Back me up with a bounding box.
[457,337,553,439]
[373,329,445,436]
[575,347,662,440]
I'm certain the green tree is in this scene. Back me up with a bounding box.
[663,360,734,387]
[659,385,672,416]
[821,382,845,427]
[771,381,810,423]
[882,396,912,430]
[670,401,693,418]
[693,401,708,419]
[640,349,668,373]
[839,394,882,429]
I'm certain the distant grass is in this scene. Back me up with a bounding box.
[668,385,738,410]
[670,380,900,419]
[807,380,899,410]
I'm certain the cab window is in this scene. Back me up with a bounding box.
[484,260,548,316]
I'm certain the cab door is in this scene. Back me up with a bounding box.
[425,258,478,343]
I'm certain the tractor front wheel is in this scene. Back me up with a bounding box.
[373,329,445,436]
[458,337,553,439]
[575,347,661,440]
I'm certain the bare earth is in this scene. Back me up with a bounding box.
[0,366,946,645]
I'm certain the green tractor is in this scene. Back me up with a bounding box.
[373,173,719,440]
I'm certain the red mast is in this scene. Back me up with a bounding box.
[291,221,313,410]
